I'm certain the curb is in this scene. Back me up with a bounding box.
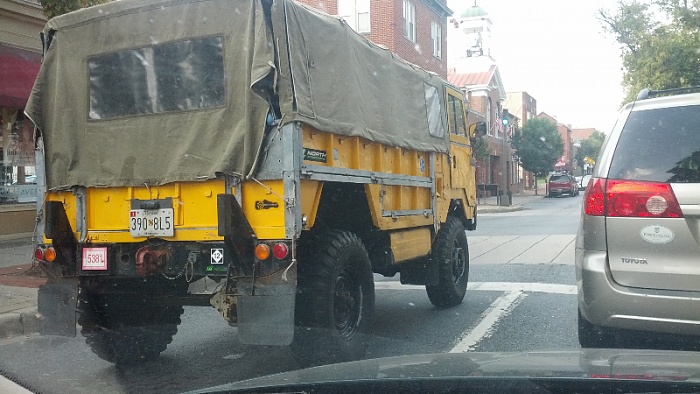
[0,308,39,338]
[477,205,524,214]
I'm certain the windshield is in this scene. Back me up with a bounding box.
[3,0,699,393]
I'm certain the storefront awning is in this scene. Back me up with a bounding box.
[0,49,41,110]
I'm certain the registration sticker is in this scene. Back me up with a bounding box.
[82,247,108,270]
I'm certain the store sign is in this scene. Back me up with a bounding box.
[0,185,37,203]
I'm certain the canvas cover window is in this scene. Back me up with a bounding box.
[88,36,225,120]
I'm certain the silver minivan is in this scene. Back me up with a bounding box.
[576,87,700,347]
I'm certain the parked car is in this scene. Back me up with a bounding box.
[576,87,700,348]
[547,173,578,197]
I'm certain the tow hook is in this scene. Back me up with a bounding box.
[135,247,171,276]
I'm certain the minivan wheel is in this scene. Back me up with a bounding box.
[578,309,616,348]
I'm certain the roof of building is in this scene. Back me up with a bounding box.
[447,65,496,88]
[426,0,453,19]
[539,112,572,131]
[461,5,488,19]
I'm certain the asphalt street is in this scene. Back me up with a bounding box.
[0,195,584,394]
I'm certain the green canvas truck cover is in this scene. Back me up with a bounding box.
[25,0,449,190]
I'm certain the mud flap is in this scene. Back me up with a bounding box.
[237,264,296,346]
[38,279,79,337]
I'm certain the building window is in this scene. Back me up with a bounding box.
[486,99,492,136]
[1,110,37,205]
[339,0,371,34]
[431,22,442,58]
[403,0,416,42]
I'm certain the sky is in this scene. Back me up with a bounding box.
[445,0,625,132]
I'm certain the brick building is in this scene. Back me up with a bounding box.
[538,112,574,173]
[503,91,537,190]
[448,63,517,197]
[296,0,452,78]
[571,127,596,145]
[504,91,537,127]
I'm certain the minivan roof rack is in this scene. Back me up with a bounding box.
[637,86,700,100]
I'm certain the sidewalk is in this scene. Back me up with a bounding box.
[476,184,545,214]
[0,239,44,338]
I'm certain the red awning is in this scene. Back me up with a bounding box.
[0,51,41,109]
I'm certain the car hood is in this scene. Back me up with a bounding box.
[186,349,700,393]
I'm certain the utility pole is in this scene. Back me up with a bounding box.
[500,109,511,206]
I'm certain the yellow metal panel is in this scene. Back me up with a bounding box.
[44,191,79,242]
[240,180,286,240]
[301,125,432,177]
[300,180,323,229]
[390,227,432,263]
[365,184,383,227]
[82,181,224,243]
[86,229,221,243]
[302,125,332,167]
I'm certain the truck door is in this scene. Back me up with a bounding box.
[446,89,473,197]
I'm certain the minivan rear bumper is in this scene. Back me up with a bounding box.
[576,248,700,336]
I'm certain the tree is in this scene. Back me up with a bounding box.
[574,131,606,174]
[515,118,564,194]
[40,0,112,19]
[600,0,700,103]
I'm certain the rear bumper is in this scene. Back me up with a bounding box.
[576,248,700,336]
[548,187,572,194]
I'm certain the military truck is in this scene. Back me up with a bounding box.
[27,0,483,365]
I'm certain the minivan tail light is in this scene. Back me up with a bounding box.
[606,180,683,218]
[584,178,606,216]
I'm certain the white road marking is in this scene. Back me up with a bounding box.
[449,291,526,353]
[374,281,577,295]
[373,280,577,352]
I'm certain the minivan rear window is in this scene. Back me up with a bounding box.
[608,104,700,183]
[549,175,568,182]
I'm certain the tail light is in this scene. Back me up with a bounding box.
[272,243,289,259]
[255,243,270,261]
[34,247,44,261]
[584,178,683,218]
[45,247,57,262]
[584,178,606,216]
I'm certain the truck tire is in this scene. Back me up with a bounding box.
[78,283,185,365]
[426,217,469,308]
[293,230,375,366]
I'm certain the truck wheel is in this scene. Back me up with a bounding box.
[78,285,184,365]
[426,217,469,308]
[293,230,375,366]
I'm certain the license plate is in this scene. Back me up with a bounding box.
[129,208,174,237]
[82,247,108,270]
